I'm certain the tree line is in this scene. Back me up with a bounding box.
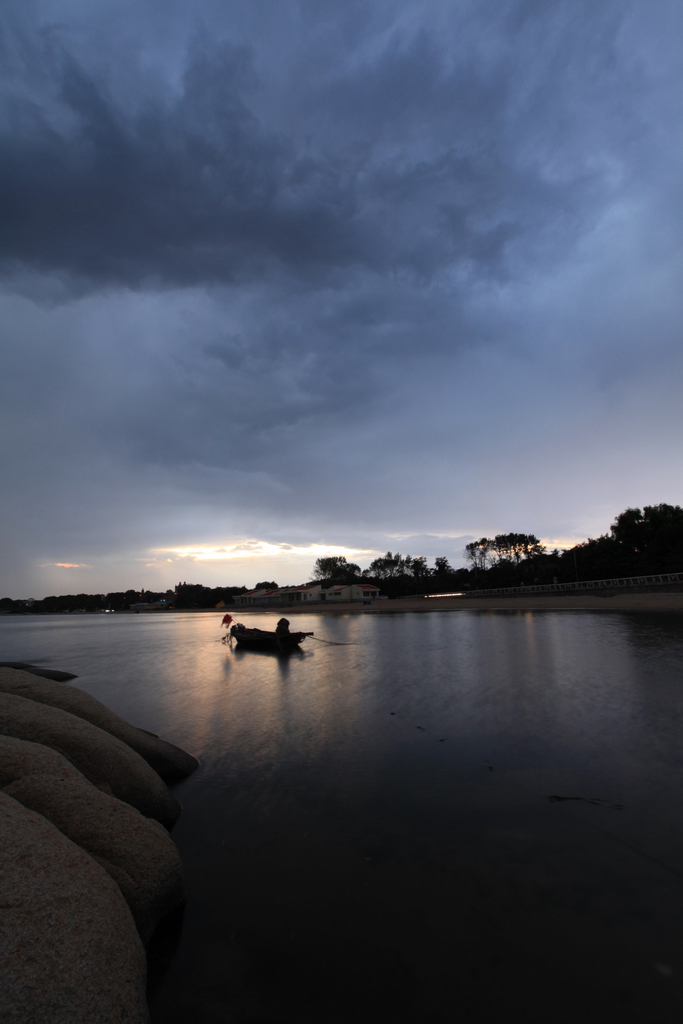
[311,504,683,596]
[3,505,682,611]
[0,583,247,614]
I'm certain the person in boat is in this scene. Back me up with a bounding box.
[275,617,292,651]
[276,617,306,650]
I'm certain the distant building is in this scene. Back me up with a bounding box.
[282,584,325,603]
[235,584,323,606]
[321,584,380,602]
[234,583,380,606]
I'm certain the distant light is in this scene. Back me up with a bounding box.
[426,592,464,598]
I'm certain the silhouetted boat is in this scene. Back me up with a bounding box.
[228,623,312,651]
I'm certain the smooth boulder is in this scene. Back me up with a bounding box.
[0,735,185,942]
[0,791,149,1023]
[0,662,77,681]
[0,667,198,779]
[0,691,180,827]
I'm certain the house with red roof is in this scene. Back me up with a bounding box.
[321,584,380,602]
[235,584,324,606]
[234,582,380,606]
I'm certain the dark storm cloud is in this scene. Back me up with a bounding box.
[0,1,630,292]
[1,0,683,594]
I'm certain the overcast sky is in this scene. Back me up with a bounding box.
[1,0,682,596]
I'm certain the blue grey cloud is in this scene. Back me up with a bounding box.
[0,1,639,290]
[1,0,682,593]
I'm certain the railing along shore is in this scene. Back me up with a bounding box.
[422,571,683,600]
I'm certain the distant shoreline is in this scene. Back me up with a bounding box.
[233,592,683,614]
[3,592,683,617]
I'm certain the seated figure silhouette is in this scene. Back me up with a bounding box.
[275,617,291,651]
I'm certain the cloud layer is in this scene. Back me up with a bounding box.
[1,1,682,593]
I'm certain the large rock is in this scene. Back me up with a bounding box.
[0,691,180,828]
[0,662,77,681]
[0,791,149,1023]
[0,735,185,943]
[0,667,198,779]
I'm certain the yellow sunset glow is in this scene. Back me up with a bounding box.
[539,537,587,550]
[154,541,376,562]
[38,562,91,569]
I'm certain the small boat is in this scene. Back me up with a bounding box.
[226,621,312,651]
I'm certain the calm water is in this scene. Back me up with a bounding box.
[2,609,683,1022]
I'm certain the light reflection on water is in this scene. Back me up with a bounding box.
[2,609,683,1022]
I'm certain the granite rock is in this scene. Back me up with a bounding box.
[0,735,185,942]
[0,661,77,681]
[0,790,149,1023]
[0,691,180,827]
[0,667,198,779]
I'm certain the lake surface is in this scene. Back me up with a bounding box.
[2,609,683,1022]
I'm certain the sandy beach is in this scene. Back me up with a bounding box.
[234,591,683,615]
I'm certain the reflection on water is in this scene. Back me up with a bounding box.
[2,610,683,1022]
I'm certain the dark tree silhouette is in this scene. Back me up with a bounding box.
[311,557,360,582]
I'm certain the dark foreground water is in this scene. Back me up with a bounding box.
[2,609,683,1022]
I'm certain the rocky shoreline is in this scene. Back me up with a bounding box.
[0,665,198,1022]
